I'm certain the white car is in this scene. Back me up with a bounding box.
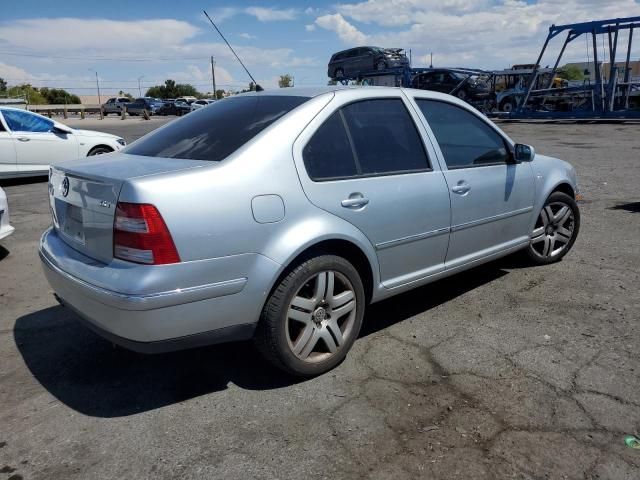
[0,107,126,179]
[190,99,215,112]
[0,187,15,240]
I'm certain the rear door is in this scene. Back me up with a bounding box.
[0,111,17,177]
[413,97,535,268]
[293,90,451,288]
[1,109,79,174]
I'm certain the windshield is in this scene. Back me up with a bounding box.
[125,95,310,161]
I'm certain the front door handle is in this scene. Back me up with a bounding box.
[341,193,369,209]
[17,137,30,142]
[451,181,471,195]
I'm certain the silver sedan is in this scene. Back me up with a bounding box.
[40,86,580,376]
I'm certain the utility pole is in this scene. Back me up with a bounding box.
[89,68,101,104]
[138,75,144,97]
[211,56,217,99]
[430,52,433,68]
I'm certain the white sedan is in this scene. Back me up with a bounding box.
[0,107,126,179]
[0,187,15,240]
[190,99,215,112]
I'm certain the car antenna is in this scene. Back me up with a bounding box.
[202,10,264,92]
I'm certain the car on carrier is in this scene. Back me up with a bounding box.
[40,86,580,377]
[328,47,409,79]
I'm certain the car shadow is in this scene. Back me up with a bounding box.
[0,176,48,187]
[0,245,9,261]
[608,201,640,213]
[14,261,510,418]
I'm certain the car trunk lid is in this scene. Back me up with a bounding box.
[48,153,208,264]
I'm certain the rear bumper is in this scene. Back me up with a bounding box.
[39,227,281,350]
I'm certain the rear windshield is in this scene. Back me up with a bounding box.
[126,95,309,161]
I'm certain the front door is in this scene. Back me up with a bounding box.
[294,91,451,288]
[414,97,535,268]
[1,109,78,174]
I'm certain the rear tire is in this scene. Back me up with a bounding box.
[524,191,580,265]
[254,255,365,377]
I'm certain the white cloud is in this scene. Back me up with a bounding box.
[318,0,640,68]
[244,7,298,22]
[0,18,200,53]
[315,13,368,45]
[305,24,316,32]
[238,32,258,40]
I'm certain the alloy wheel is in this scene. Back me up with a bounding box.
[285,270,357,363]
[530,201,575,259]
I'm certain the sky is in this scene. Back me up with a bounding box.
[1,0,640,96]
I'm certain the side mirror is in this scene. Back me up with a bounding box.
[52,124,73,135]
[514,143,535,162]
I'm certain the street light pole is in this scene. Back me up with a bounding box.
[211,56,217,99]
[138,75,144,97]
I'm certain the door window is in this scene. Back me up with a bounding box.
[417,100,510,169]
[1,109,53,133]
[341,99,430,175]
[303,98,430,181]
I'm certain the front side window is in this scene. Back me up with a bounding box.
[303,98,430,180]
[1,109,53,133]
[416,99,510,169]
[126,95,309,161]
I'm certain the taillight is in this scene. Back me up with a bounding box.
[113,202,180,265]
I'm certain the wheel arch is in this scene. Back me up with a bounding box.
[87,144,115,156]
[266,237,377,306]
[551,182,575,199]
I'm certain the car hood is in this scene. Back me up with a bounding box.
[69,128,120,139]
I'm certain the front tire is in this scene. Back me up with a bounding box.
[525,191,580,265]
[254,255,365,377]
[87,146,114,156]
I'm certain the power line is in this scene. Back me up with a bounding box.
[0,50,210,62]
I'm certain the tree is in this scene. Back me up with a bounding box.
[118,90,133,99]
[215,89,225,99]
[0,77,6,93]
[278,74,293,88]
[558,64,584,81]
[39,87,81,104]
[6,84,47,104]
[145,79,201,99]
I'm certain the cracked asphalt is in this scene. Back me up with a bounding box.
[1,118,639,479]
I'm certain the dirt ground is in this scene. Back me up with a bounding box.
[1,119,639,479]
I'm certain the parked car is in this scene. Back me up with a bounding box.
[328,46,409,79]
[0,107,125,179]
[127,98,162,116]
[190,99,215,112]
[0,187,15,241]
[102,97,132,115]
[40,87,580,377]
[411,69,490,101]
[175,96,198,104]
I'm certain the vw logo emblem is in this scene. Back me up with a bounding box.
[61,177,69,197]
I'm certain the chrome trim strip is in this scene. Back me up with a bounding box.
[39,250,247,311]
[451,206,533,232]
[375,227,450,250]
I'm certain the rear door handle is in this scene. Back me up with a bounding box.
[17,137,30,142]
[451,181,471,195]
[341,193,369,209]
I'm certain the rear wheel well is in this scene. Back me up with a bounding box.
[273,240,374,305]
[552,183,575,199]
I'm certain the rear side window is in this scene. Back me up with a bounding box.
[417,99,510,169]
[303,111,357,180]
[303,98,430,180]
[126,95,309,161]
